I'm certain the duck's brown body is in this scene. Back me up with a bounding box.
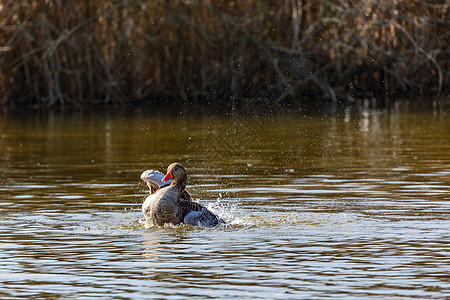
[142,184,182,226]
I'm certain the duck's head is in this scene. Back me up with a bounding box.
[162,162,187,183]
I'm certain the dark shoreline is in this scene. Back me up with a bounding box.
[2,97,448,119]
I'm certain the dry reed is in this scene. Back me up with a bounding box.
[0,0,448,107]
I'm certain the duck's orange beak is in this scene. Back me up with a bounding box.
[162,170,173,182]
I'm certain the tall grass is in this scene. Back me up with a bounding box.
[0,0,448,107]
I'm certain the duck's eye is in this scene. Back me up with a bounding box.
[174,168,178,171]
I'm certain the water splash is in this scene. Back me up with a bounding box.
[206,198,239,224]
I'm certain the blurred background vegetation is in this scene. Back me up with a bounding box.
[0,0,448,108]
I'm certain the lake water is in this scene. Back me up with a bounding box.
[0,102,449,299]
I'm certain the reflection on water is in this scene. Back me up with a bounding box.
[0,103,449,298]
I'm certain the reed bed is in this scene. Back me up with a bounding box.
[0,0,448,107]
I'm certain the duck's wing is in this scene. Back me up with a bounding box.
[178,199,223,226]
[140,169,191,200]
[141,170,168,193]
[180,190,191,201]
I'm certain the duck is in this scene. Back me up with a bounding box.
[141,163,223,226]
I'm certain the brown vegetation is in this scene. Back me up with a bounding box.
[0,0,448,107]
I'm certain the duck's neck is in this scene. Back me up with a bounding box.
[171,178,186,199]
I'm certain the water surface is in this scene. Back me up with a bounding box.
[0,104,449,298]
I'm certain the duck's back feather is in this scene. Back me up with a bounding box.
[178,199,223,226]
